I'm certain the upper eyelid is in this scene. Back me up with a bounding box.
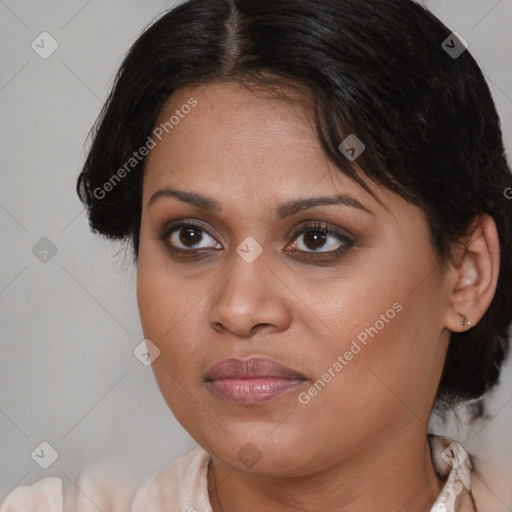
[161,219,221,241]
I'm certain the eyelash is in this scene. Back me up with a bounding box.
[159,220,355,260]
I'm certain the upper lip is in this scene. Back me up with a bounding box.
[205,357,307,381]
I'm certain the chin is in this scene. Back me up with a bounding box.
[198,427,325,477]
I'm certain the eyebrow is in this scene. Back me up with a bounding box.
[147,187,375,218]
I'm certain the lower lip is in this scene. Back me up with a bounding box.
[208,377,305,405]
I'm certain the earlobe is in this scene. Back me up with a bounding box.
[457,312,471,329]
[444,214,500,333]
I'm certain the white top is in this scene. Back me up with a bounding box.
[0,435,476,512]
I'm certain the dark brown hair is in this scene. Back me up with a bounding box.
[76,0,512,414]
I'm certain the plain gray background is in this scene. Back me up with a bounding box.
[1,0,511,508]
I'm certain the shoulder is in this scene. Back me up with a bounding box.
[0,448,210,512]
[0,460,137,512]
[0,477,63,512]
[131,445,211,512]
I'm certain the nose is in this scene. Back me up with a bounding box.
[207,246,292,338]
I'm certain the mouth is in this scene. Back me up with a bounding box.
[204,356,308,405]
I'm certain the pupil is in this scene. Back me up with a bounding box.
[305,230,326,250]
[181,227,202,246]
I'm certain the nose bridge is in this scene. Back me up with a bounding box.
[220,237,270,310]
[208,237,287,335]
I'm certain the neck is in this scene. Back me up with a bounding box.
[207,428,444,512]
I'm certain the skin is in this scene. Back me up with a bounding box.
[136,82,500,511]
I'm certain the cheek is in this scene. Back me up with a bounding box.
[136,267,165,340]
[292,312,411,460]
[137,234,186,338]
[136,256,210,375]
[299,251,443,424]
[309,291,442,436]
[137,270,188,349]
[136,266,207,421]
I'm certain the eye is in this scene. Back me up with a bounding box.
[161,222,222,252]
[160,220,354,259]
[286,222,354,255]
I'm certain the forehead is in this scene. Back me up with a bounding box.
[141,82,401,220]
[145,82,321,178]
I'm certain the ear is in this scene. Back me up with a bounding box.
[444,214,500,333]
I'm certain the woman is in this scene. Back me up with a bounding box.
[2,0,511,510]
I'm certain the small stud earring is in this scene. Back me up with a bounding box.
[458,313,466,327]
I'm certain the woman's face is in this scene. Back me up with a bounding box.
[137,82,451,476]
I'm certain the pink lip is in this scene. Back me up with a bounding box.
[205,357,307,405]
